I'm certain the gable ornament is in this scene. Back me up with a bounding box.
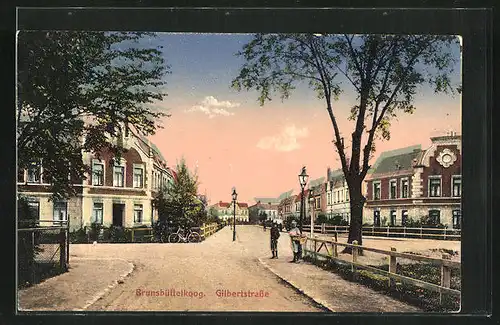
[436,148,457,168]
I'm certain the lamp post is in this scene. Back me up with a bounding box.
[298,166,309,233]
[232,187,237,241]
[309,189,315,239]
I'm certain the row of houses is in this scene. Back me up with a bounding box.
[18,125,177,231]
[249,132,462,228]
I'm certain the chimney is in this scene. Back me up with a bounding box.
[327,167,331,179]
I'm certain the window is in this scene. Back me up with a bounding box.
[429,177,441,197]
[134,204,143,223]
[452,176,461,197]
[401,210,408,226]
[92,202,103,224]
[92,161,104,186]
[401,179,409,198]
[373,210,381,227]
[133,166,144,188]
[113,165,124,187]
[327,193,332,205]
[389,180,397,199]
[452,209,461,229]
[429,209,441,225]
[315,197,320,209]
[27,162,41,183]
[373,182,381,200]
[53,201,68,225]
[346,190,350,202]
[390,210,396,226]
[18,168,25,183]
[27,201,40,219]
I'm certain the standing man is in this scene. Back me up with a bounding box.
[270,222,280,259]
[288,220,302,263]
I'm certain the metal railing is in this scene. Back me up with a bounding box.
[17,219,69,288]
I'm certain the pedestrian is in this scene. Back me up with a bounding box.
[270,222,280,259]
[263,221,267,231]
[288,220,302,263]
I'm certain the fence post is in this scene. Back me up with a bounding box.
[403,226,406,238]
[131,228,135,243]
[333,232,338,257]
[420,227,423,238]
[352,240,358,279]
[66,220,70,267]
[372,226,374,236]
[389,247,397,288]
[440,253,451,304]
[31,231,36,284]
[314,238,317,261]
[387,226,390,237]
[202,223,206,239]
[443,228,447,240]
[60,227,66,270]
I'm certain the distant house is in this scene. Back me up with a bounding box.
[248,201,280,221]
[308,177,326,219]
[364,133,461,228]
[210,201,249,222]
[326,168,350,222]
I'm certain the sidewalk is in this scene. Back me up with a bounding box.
[258,232,422,313]
[18,256,134,311]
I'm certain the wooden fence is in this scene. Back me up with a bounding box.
[112,222,222,242]
[302,224,461,240]
[303,234,460,304]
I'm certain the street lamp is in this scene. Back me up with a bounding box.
[232,187,238,241]
[298,166,309,232]
[309,188,315,239]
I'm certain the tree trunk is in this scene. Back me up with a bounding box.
[343,178,365,254]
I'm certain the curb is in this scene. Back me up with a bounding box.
[76,258,136,311]
[258,257,335,312]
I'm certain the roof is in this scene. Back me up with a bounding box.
[217,202,231,208]
[328,168,345,182]
[254,197,279,205]
[277,190,294,201]
[295,189,310,202]
[370,148,422,175]
[308,176,325,189]
[237,203,249,208]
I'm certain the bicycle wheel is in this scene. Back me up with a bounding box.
[188,232,201,243]
[168,233,180,243]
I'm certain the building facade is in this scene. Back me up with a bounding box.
[325,168,350,222]
[364,133,462,228]
[18,128,174,231]
[308,177,326,219]
[249,201,280,221]
[210,201,249,222]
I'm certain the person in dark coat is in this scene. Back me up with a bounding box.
[270,221,280,258]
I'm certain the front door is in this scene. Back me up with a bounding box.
[112,203,125,227]
[374,210,381,227]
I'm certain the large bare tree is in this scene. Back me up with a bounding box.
[232,34,460,250]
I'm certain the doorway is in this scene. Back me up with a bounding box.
[373,210,381,227]
[112,203,125,227]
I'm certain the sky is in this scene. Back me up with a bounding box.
[143,33,462,206]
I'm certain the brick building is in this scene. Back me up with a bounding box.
[18,127,174,231]
[364,133,461,228]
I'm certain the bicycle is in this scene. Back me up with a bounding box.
[168,227,201,243]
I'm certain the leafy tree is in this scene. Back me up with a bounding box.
[152,158,206,229]
[17,31,170,201]
[316,214,328,224]
[232,34,460,251]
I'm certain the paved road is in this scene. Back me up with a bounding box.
[83,225,325,312]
